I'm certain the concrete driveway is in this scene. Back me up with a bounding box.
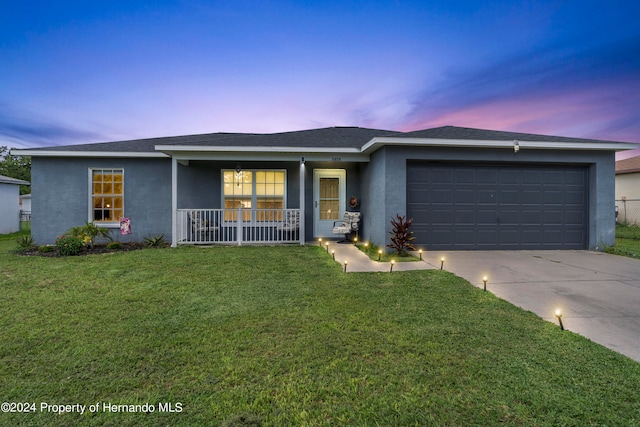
[426,250,640,363]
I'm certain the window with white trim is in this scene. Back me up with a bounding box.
[223,170,286,220]
[90,168,124,224]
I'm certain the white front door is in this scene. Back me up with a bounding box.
[313,169,346,238]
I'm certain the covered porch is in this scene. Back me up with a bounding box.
[167,154,308,246]
[159,139,368,247]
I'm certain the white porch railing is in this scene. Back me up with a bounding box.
[177,208,301,245]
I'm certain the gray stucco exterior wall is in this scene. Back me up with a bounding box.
[362,146,616,251]
[32,157,172,245]
[30,146,617,250]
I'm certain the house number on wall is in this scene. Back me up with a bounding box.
[331,157,342,162]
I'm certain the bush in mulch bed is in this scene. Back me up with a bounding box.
[21,241,155,257]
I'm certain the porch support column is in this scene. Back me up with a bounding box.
[171,156,178,247]
[299,157,305,245]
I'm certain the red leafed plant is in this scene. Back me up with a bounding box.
[387,214,416,256]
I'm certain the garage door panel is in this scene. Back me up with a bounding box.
[521,190,542,204]
[565,210,586,225]
[453,230,477,248]
[542,230,563,245]
[407,162,588,250]
[565,191,585,205]
[455,170,476,184]
[564,230,586,245]
[565,170,586,185]
[543,210,563,225]
[431,209,454,225]
[454,189,475,203]
[454,209,475,225]
[476,169,498,184]
[432,170,453,184]
[499,210,519,225]
[543,171,564,184]
[477,190,497,204]
[521,210,542,225]
[498,229,519,245]
[498,169,520,184]
[429,189,452,203]
[477,210,498,225]
[542,190,564,204]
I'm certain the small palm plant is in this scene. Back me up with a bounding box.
[387,214,416,256]
[66,222,112,247]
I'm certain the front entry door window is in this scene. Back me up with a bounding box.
[320,178,340,221]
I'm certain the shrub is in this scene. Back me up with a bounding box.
[106,242,122,250]
[55,235,84,256]
[387,214,416,256]
[15,235,36,253]
[65,222,112,246]
[38,245,54,253]
[144,233,166,247]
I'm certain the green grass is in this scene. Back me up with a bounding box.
[616,223,640,240]
[1,234,640,426]
[355,242,419,262]
[605,224,640,258]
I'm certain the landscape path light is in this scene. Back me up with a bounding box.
[378,249,382,261]
[418,249,423,261]
[318,238,322,246]
[343,260,348,273]
[555,308,565,331]
[325,241,330,252]
[440,257,445,270]
[331,249,335,261]
[483,276,488,292]
[390,259,395,273]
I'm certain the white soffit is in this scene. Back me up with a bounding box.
[11,149,168,158]
[361,137,638,154]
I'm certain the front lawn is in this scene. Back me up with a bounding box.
[1,236,639,426]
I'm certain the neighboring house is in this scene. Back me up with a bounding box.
[615,155,640,225]
[20,193,32,213]
[0,174,30,234]
[13,126,636,250]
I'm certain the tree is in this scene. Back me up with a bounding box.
[0,146,31,194]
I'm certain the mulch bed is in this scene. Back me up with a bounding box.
[20,242,155,257]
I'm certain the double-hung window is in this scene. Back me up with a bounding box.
[223,170,286,221]
[90,168,124,224]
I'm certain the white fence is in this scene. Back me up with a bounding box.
[177,208,301,245]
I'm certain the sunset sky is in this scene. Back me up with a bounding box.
[1,1,639,157]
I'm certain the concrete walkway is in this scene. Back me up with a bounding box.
[326,241,640,363]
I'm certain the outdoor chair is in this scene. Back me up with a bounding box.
[189,212,218,241]
[332,211,361,243]
[277,210,300,238]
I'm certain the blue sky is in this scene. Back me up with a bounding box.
[1,0,639,156]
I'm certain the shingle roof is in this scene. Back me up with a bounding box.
[399,125,626,144]
[25,126,398,153]
[616,155,640,174]
[13,125,635,154]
